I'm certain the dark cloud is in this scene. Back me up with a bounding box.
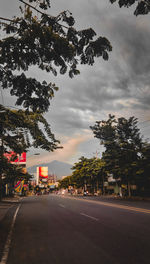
[111,18,150,75]
[107,16,150,110]
[46,103,89,135]
[1,0,150,142]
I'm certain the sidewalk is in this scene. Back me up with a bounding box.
[0,197,20,222]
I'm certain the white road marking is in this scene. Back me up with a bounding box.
[0,204,21,264]
[59,204,65,208]
[80,213,99,221]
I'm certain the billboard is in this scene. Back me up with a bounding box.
[36,167,48,185]
[39,167,48,178]
[4,152,26,165]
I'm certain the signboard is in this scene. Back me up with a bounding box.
[41,178,47,183]
[4,152,26,165]
[50,185,55,189]
[36,167,48,185]
[14,180,24,193]
[39,167,48,178]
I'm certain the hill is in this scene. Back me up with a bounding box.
[27,160,72,180]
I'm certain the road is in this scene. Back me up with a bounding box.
[1,194,150,264]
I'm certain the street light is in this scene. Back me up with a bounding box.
[27,153,40,157]
[93,150,100,159]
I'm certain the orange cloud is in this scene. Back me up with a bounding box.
[27,134,91,167]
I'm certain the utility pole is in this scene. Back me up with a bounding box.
[93,150,100,159]
[0,128,4,201]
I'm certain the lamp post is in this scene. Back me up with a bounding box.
[0,109,5,201]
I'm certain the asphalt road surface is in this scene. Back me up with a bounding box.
[1,194,150,264]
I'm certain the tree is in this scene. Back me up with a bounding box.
[0,103,60,199]
[71,157,89,190]
[0,0,112,113]
[136,142,150,195]
[1,156,31,196]
[58,176,73,190]
[0,104,60,198]
[90,115,144,196]
[110,0,150,16]
[71,156,105,193]
[90,115,119,175]
[0,0,112,197]
[93,158,107,194]
[116,117,143,196]
[0,104,60,153]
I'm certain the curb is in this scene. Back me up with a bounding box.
[0,197,21,222]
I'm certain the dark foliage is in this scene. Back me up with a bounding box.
[110,0,150,16]
[0,0,112,112]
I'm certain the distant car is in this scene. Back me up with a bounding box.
[83,191,88,196]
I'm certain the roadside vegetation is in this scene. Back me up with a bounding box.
[59,115,150,198]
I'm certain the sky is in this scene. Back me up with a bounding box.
[1,0,150,168]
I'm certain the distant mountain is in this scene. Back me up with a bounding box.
[27,160,73,180]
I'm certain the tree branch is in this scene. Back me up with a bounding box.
[0,1,70,31]
[19,0,52,16]
[19,0,69,29]
[0,17,19,23]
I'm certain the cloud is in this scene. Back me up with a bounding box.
[1,0,150,164]
[108,16,150,109]
[26,134,91,167]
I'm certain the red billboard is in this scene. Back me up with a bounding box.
[38,167,48,179]
[4,152,26,164]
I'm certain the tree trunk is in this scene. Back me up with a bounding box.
[102,174,105,195]
[97,180,99,193]
[128,181,131,197]
[84,179,87,191]
[0,175,2,201]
